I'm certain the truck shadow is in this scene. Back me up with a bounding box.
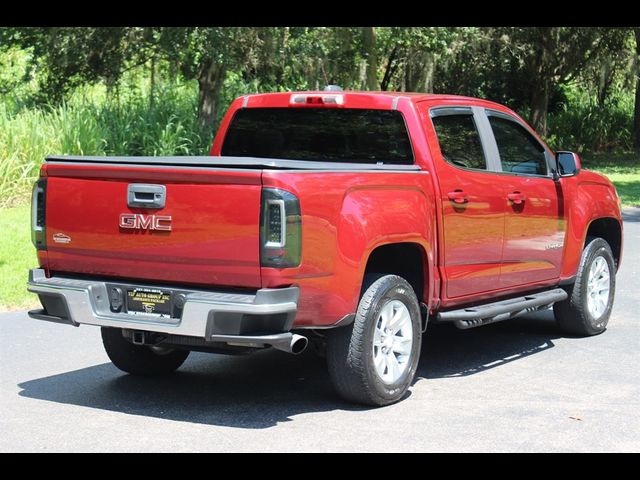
[418,309,559,379]
[17,310,562,428]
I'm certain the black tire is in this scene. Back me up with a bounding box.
[101,327,190,375]
[326,274,422,406]
[554,237,616,336]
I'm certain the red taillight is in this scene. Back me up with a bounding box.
[31,178,47,251]
[260,188,301,268]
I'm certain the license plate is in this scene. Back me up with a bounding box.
[126,287,172,317]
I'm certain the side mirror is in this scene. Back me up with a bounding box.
[555,151,581,178]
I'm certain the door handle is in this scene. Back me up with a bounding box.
[507,191,526,205]
[447,190,468,204]
[127,184,166,209]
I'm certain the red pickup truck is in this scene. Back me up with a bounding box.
[27,90,622,406]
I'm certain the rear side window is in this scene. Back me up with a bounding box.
[431,114,487,170]
[488,116,548,175]
[221,108,414,165]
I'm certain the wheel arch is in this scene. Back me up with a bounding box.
[585,217,622,270]
[361,242,430,308]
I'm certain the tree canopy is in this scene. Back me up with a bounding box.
[1,26,638,149]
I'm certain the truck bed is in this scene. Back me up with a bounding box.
[40,155,420,290]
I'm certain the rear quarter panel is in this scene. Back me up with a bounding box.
[261,171,436,327]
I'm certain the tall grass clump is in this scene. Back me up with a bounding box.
[0,104,105,206]
[0,81,214,207]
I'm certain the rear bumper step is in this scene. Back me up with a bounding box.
[437,288,568,330]
[27,268,300,350]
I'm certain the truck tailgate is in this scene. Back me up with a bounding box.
[43,162,262,288]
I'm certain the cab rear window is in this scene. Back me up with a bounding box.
[221,108,414,165]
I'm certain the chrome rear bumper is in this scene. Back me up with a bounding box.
[27,269,299,350]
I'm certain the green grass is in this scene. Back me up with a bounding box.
[0,205,38,311]
[582,152,640,208]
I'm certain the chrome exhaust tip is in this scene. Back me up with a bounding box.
[271,333,308,355]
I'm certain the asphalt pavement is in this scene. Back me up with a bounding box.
[1,210,639,452]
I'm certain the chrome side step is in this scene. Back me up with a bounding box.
[437,288,568,330]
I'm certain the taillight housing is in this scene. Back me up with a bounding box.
[31,178,47,250]
[260,188,301,268]
[290,94,344,106]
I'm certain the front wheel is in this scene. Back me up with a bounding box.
[326,274,422,406]
[101,327,190,375]
[554,237,616,336]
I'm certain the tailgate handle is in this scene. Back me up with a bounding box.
[127,184,166,209]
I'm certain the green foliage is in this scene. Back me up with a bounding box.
[0,204,38,311]
[0,79,213,206]
[3,27,157,105]
[0,46,37,110]
[546,94,634,152]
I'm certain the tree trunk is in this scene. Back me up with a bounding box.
[403,50,420,92]
[380,45,398,91]
[597,56,613,107]
[530,28,554,136]
[358,60,367,90]
[362,27,378,90]
[531,79,550,136]
[149,55,156,108]
[633,28,640,151]
[423,52,435,93]
[197,59,226,133]
[531,27,560,137]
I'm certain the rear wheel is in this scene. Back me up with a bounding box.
[554,237,616,336]
[326,274,422,406]
[101,327,190,375]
